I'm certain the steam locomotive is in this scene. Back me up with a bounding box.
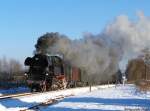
[24,54,119,92]
[24,54,67,92]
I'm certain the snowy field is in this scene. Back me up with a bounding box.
[0,84,150,111]
[0,85,113,111]
[41,84,150,111]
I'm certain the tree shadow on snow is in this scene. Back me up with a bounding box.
[0,87,30,95]
[45,107,120,111]
[1,96,149,110]
[0,98,118,111]
[63,97,150,108]
[0,98,38,109]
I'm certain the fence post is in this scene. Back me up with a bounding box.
[89,84,91,92]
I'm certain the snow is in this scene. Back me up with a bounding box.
[41,84,150,111]
[0,84,150,111]
[0,87,30,96]
[0,85,113,111]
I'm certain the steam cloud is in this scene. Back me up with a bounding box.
[105,12,150,70]
[35,12,150,81]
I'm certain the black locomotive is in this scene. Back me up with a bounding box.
[24,54,67,92]
[24,54,120,92]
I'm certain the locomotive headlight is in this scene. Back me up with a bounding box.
[46,73,49,76]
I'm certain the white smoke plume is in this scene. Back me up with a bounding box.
[39,33,122,82]
[105,12,150,71]
[104,12,150,59]
[36,12,150,81]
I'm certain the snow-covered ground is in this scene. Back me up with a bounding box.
[0,85,113,111]
[41,84,150,111]
[0,87,30,96]
[0,84,150,111]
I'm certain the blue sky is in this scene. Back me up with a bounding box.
[0,0,150,63]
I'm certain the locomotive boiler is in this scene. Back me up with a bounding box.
[24,54,67,92]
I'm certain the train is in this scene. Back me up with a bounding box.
[24,53,120,92]
[24,54,85,92]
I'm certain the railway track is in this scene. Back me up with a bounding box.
[0,88,73,101]
[0,90,71,101]
[0,88,75,101]
[0,92,34,100]
[0,85,114,100]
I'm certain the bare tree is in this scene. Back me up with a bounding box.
[126,48,150,81]
[0,57,23,81]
